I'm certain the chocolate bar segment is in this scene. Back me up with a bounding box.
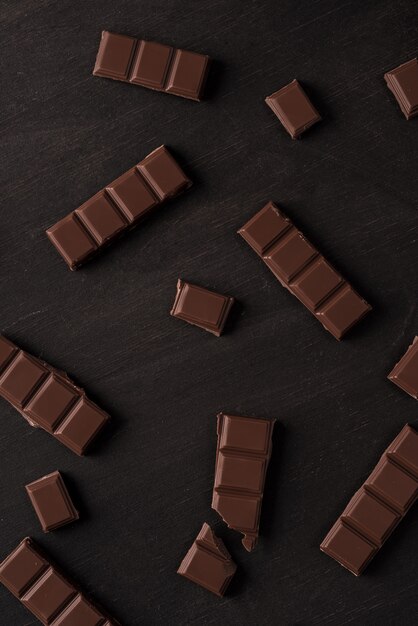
[0,336,109,455]
[0,538,117,625]
[177,523,237,596]
[26,471,79,532]
[170,280,235,336]
[388,337,418,399]
[265,79,321,139]
[239,202,371,339]
[93,31,210,101]
[384,58,418,120]
[212,413,275,551]
[321,424,418,575]
[47,146,191,269]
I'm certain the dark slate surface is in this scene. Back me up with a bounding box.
[0,1,417,624]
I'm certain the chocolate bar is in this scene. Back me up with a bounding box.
[177,523,237,596]
[170,280,235,336]
[212,413,275,551]
[0,537,118,625]
[26,471,79,532]
[384,59,418,120]
[46,145,192,270]
[93,31,210,101]
[238,201,371,339]
[321,424,418,575]
[388,337,418,399]
[0,335,109,455]
[265,80,321,138]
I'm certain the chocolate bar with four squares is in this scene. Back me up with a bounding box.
[212,413,276,551]
[0,335,109,455]
[93,31,210,101]
[320,424,418,575]
[46,145,192,270]
[238,201,371,339]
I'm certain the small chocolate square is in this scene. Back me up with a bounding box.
[137,146,191,201]
[0,352,48,407]
[265,79,321,138]
[54,397,109,455]
[93,31,137,80]
[25,375,79,432]
[75,192,127,245]
[165,49,210,100]
[46,214,97,270]
[26,471,79,532]
[130,40,173,89]
[106,169,158,223]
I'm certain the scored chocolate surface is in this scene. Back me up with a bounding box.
[177,523,237,596]
[170,280,235,336]
[93,31,210,101]
[0,538,118,625]
[265,79,321,139]
[384,58,418,120]
[321,424,418,575]
[0,336,109,455]
[26,471,79,532]
[388,337,418,399]
[239,201,371,339]
[212,413,276,551]
[46,146,192,270]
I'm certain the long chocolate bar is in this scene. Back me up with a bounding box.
[177,523,237,596]
[0,336,109,455]
[46,145,192,270]
[265,79,321,139]
[0,537,118,625]
[238,201,371,339]
[26,471,79,532]
[93,31,210,101]
[212,413,275,551]
[388,337,418,399]
[384,58,418,120]
[321,424,418,575]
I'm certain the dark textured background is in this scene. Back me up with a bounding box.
[0,1,417,624]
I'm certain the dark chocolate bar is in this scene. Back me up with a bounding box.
[46,145,192,270]
[384,59,418,120]
[212,413,275,551]
[265,79,321,139]
[93,31,210,101]
[388,337,418,400]
[0,537,118,625]
[321,424,418,575]
[238,201,371,339]
[26,471,79,532]
[170,280,235,336]
[177,523,237,596]
[0,335,109,455]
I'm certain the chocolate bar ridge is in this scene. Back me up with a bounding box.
[238,201,371,339]
[46,145,192,270]
[0,335,109,455]
[388,337,418,399]
[0,537,118,625]
[212,413,276,551]
[93,31,210,101]
[321,424,418,575]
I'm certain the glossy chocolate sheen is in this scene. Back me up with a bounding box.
[0,336,109,455]
[321,424,418,575]
[93,31,210,101]
[26,471,79,532]
[384,58,418,120]
[177,523,237,596]
[46,146,192,270]
[388,337,418,399]
[170,279,235,336]
[265,79,321,139]
[238,201,371,340]
[0,538,118,625]
[212,413,275,551]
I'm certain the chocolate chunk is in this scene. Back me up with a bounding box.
[0,538,118,625]
[384,58,418,120]
[177,523,237,596]
[47,146,191,270]
[239,202,371,339]
[321,424,418,575]
[265,79,321,138]
[93,31,210,101]
[0,336,109,455]
[26,471,79,532]
[212,413,276,551]
[170,280,235,336]
[388,337,418,399]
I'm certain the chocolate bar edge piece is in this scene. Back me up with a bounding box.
[25,471,79,532]
[388,336,418,399]
[384,58,418,120]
